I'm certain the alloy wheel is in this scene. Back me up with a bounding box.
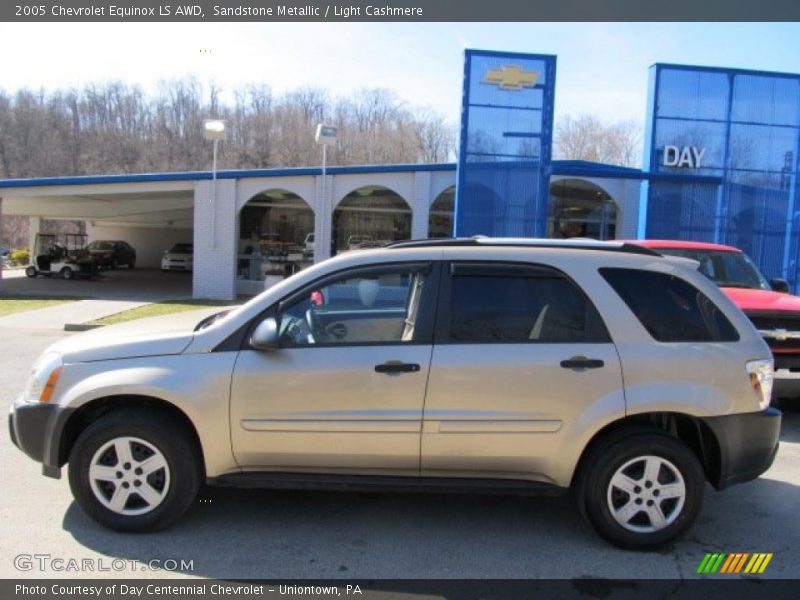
[88,436,170,516]
[606,455,686,533]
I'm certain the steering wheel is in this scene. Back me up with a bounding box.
[305,307,327,343]
[282,315,315,345]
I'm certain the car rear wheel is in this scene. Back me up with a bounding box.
[61,267,74,280]
[578,432,704,550]
[68,409,202,532]
[25,266,37,278]
[128,260,135,269]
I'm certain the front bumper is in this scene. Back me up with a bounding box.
[773,367,800,397]
[161,261,192,271]
[701,407,781,490]
[8,396,74,478]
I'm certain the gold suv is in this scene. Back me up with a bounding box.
[9,238,781,549]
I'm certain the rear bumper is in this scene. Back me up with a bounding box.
[701,407,781,490]
[8,396,73,478]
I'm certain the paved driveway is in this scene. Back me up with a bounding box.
[0,268,192,301]
[1,326,798,580]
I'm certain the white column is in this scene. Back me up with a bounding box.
[313,173,333,263]
[193,179,237,300]
[0,198,3,289]
[411,171,432,240]
[28,216,41,259]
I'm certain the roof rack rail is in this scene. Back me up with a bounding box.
[387,237,661,256]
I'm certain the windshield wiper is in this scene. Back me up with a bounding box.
[194,309,232,331]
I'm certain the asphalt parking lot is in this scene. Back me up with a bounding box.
[0,267,192,301]
[1,324,798,581]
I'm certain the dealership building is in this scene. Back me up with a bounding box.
[1,50,799,299]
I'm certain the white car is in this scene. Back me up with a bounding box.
[161,243,193,272]
[303,233,315,255]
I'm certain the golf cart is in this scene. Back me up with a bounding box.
[25,233,100,280]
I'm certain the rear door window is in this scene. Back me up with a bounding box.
[443,263,610,343]
[600,268,739,342]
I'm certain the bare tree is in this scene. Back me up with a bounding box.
[0,79,456,248]
[554,114,642,168]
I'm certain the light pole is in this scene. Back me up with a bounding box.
[203,119,226,249]
[315,124,337,260]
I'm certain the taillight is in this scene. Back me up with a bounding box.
[746,359,774,410]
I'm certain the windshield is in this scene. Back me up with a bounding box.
[168,244,193,254]
[88,241,113,250]
[655,248,770,290]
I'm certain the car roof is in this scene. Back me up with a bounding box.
[389,237,660,256]
[625,239,742,253]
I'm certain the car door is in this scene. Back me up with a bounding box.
[230,262,439,474]
[421,261,625,482]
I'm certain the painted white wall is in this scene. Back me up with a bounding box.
[193,179,238,300]
[86,223,192,269]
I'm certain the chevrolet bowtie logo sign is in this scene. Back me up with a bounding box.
[482,65,539,90]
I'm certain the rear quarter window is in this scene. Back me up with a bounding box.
[600,268,739,342]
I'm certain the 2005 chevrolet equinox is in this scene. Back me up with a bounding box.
[9,238,782,549]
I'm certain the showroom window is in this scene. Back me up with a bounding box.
[332,186,412,255]
[238,189,315,282]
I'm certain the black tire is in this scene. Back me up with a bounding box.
[110,258,118,270]
[25,266,37,278]
[128,260,135,269]
[577,431,704,550]
[68,408,202,532]
[61,267,74,280]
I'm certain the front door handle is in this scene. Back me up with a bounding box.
[375,361,421,374]
[560,356,604,370]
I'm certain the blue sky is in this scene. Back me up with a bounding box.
[1,22,799,126]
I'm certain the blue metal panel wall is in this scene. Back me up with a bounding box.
[454,49,556,237]
[644,64,800,290]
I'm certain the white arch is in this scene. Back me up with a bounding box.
[239,187,314,214]
[333,184,412,211]
[428,182,456,208]
[549,176,624,206]
[236,179,316,214]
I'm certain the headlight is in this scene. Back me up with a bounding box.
[746,358,774,410]
[24,353,63,403]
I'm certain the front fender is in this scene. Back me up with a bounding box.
[55,352,240,478]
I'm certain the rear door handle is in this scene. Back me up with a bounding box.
[375,361,421,374]
[560,356,604,370]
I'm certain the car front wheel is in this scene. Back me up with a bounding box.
[25,266,37,278]
[68,409,202,532]
[578,432,704,550]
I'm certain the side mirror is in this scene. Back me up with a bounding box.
[770,278,790,294]
[250,317,280,350]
